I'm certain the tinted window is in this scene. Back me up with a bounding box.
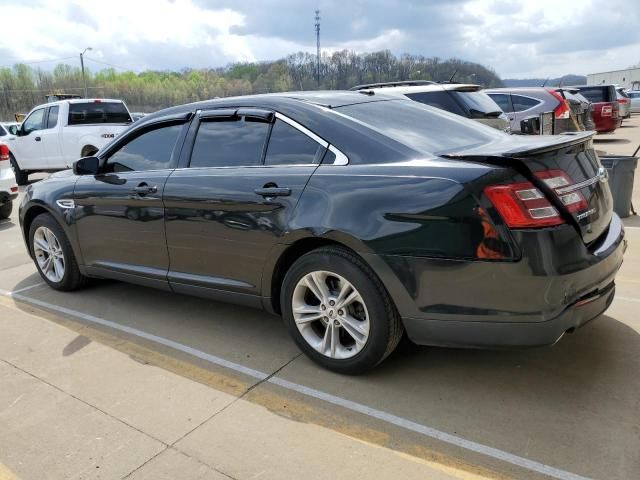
[105,124,182,173]
[265,119,322,165]
[337,99,504,155]
[577,87,611,103]
[68,102,132,125]
[628,92,640,98]
[190,119,270,168]
[489,93,512,112]
[23,108,45,134]
[0,125,6,137]
[512,95,540,112]
[454,91,502,114]
[47,106,59,129]
[405,91,465,116]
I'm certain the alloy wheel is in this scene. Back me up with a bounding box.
[292,270,370,359]
[33,226,65,283]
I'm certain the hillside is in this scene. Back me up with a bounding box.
[502,75,587,87]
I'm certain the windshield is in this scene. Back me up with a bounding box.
[336,99,506,155]
[454,90,503,114]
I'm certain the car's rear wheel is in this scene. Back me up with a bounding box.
[29,213,87,291]
[281,246,403,374]
[10,154,28,186]
[0,201,12,219]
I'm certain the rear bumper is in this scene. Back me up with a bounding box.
[365,215,626,348]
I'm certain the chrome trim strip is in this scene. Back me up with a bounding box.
[555,175,600,195]
[275,112,328,148]
[329,145,349,165]
[56,199,75,209]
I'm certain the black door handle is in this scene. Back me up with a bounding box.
[35,137,41,141]
[132,182,158,196]
[254,187,291,197]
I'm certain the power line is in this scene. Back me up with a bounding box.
[84,57,139,72]
[0,56,77,69]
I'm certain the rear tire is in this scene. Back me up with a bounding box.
[281,246,404,374]
[10,154,28,186]
[0,201,12,219]
[29,213,87,291]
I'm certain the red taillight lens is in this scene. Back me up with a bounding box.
[484,182,564,228]
[534,170,588,213]
[601,104,613,117]
[0,144,9,161]
[548,89,570,119]
[618,98,628,104]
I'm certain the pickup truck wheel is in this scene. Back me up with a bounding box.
[81,146,98,157]
[0,201,12,219]
[10,154,28,186]
[29,213,87,291]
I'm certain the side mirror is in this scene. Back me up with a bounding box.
[73,156,100,175]
[7,125,18,135]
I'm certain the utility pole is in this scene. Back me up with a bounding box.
[80,47,92,98]
[315,10,321,88]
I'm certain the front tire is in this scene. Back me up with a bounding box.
[0,201,12,219]
[29,213,87,291]
[281,246,404,374]
[10,154,28,186]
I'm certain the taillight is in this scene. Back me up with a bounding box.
[618,98,628,104]
[0,144,9,161]
[534,170,588,212]
[484,182,564,228]
[601,104,613,117]
[548,89,570,119]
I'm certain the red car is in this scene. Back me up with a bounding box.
[572,85,619,133]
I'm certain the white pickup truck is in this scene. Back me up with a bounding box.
[9,99,132,185]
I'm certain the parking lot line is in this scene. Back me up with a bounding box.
[9,283,44,294]
[1,288,594,480]
[617,296,640,303]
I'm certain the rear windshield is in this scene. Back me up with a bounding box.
[453,90,503,114]
[68,102,132,125]
[337,99,505,155]
[577,87,615,103]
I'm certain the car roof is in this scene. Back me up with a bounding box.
[358,83,482,95]
[37,98,126,108]
[485,87,551,93]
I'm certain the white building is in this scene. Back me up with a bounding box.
[587,68,640,90]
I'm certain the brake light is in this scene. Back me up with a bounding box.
[547,89,570,119]
[0,144,9,161]
[601,105,613,117]
[618,98,628,104]
[533,170,588,212]
[484,182,564,228]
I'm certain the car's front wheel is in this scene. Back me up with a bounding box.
[281,246,404,374]
[29,213,87,291]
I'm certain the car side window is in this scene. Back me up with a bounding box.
[489,94,512,113]
[47,106,59,129]
[0,125,6,137]
[104,123,182,173]
[190,118,270,168]
[22,108,45,134]
[264,119,323,166]
[405,91,466,116]
[511,95,540,112]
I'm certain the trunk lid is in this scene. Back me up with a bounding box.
[443,132,613,244]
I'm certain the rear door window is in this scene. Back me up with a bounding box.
[68,102,132,125]
[190,118,270,168]
[511,95,540,112]
[264,119,323,166]
[405,91,466,116]
[488,93,513,113]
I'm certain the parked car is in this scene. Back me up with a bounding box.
[627,90,640,113]
[485,87,572,134]
[555,88,595,131]
[616,87,631,120]
[10,99,132,185]
[0,143,18,219]
[569,85,619,133]
[350,81,511,132]
[19,92,625,373]
[0,122,20,137]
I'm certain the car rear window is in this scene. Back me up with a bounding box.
[452,90,502,115]
[577,87,615,103]
[336,99,504,155]
[404,91,465,116]
[68,102,132,125]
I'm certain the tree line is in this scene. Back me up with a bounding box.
[0,50,504,120]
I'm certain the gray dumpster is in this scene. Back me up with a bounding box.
[600,155,637,218]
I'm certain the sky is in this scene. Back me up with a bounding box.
[1,0,639,79]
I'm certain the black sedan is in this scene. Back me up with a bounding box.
[19,91,625,373]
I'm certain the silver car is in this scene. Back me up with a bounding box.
[485,87,572,134]
[616,88,631,118]
[627,90,640,113]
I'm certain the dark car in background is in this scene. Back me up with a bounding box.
[570,85,619,133]
[485,87,573,134]
[350,81,511,132]
[555,88,595,131]
[19,91,625,373]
